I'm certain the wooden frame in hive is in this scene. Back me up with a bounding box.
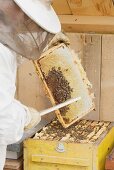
[33,43,94,128]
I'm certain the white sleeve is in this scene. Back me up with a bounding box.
[0,43,28,145]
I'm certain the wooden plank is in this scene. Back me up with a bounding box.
[67,0,114,16]
[100,35,114,121]
[4,157,23,170]
[66,33,83,54]
[105,159,114,170]
[92,0,114,16]
[52,0,72,15]
[82,34,101,120]
[67,33,101,120]
[105,148,114,170]
[67,0,98,15]
[59,15,114,33]
[17,60,51,111]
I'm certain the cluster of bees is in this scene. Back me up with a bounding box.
[44,67,73,117]
[34,119,110,143]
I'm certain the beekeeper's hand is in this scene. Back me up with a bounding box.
[24,107,41,131]
[48,32,70,49]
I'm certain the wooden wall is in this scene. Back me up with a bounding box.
[67,33,101,120]
[101,35,114,121]
[53,0,114,16]
[17,33,114,122]
[16,60,52,111]
[52,0,114,34]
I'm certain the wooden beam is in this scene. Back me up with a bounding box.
[67,0,98,16]
[52,0,72,15]
[59,15,114,33]
[67,0,114,16]
[92,0,114,16]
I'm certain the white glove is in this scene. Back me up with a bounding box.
[24,107,41,131]
[47,32,70,49]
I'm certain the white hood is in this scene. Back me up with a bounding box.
[13,0,61,34]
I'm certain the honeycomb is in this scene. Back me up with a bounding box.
[34,119,110,143]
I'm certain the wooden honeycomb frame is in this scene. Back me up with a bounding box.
[33,43,94,128]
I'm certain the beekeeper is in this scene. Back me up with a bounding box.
[0,0,61,169]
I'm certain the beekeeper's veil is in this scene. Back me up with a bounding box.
[0,0,61,60]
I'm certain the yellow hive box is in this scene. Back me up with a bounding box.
[24,120,114,170]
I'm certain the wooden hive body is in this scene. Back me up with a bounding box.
[24,120,114,170]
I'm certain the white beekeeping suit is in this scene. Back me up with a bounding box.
[0,43,29,169]
[0,0,61,169]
